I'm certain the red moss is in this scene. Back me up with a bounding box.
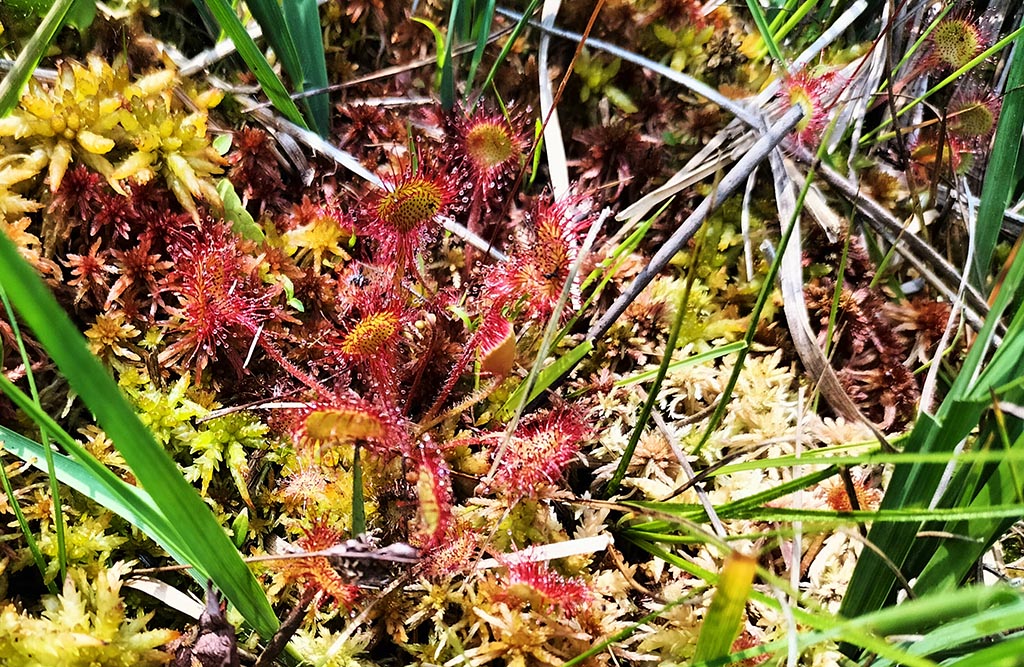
[63,238,115,306]
[106,235,173,317]
[228,127,286,208]
[731,630,771,667]
[48,166,120,238]
[282,519,361,609]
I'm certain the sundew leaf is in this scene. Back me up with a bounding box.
[0,231,280,640]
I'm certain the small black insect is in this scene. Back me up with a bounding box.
[347,270,371,288]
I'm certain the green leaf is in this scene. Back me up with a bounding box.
[281,0,330,136]
[913,428,1024,593]
[972,47,1024,287]
[198,0,308,129]
[465,0,497,95]
[742,0,784,63]
[3,0,93,29]
[496,340,593,421]
[217,179,264,242]
[0,230,280,640]
[694,552,757,663]
[615,341,746,387]
[213,133,233,155]
[413,17,448,96]
[440,0,461,109]
[474,0,541,109]
[0,423,194,569]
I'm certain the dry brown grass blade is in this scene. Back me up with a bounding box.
[769,151,894,449]
[538,0,569,198]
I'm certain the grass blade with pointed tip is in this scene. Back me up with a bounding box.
[198,0,308,129]
[0,230,280,640]
[693,551,757,663]
[971,45,1024,288]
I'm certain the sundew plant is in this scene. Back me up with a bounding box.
[2,0,1024,666]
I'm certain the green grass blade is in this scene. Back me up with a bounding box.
[841,242,1024,622]
[198,0,308,129]
[0,232,280,639]
[944,634,1024,667]
[474,0,541,109]
[626,502,1024,529]
[624,466,839,523]
[614,341,746,387]
[971,47,1024,287]
[244,0,303,94]
[352,445,365,535]
[281,0,330,136]
[495,339,592,421]
[0,424,194,570]
[692,586,1024,667]
[693,552,757,663]
[742,0,785,64]
[712,446,1024,473]
[440,0,461,109]
[0,282,65,583]
[869,591,1024,667]
[629,537,939,667]
[0,0,79,116]
[842,146,1024,621]
[465,0,497,96]
[605,240,699,495]
[913,428,1024,593]
[0,430,52,591]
